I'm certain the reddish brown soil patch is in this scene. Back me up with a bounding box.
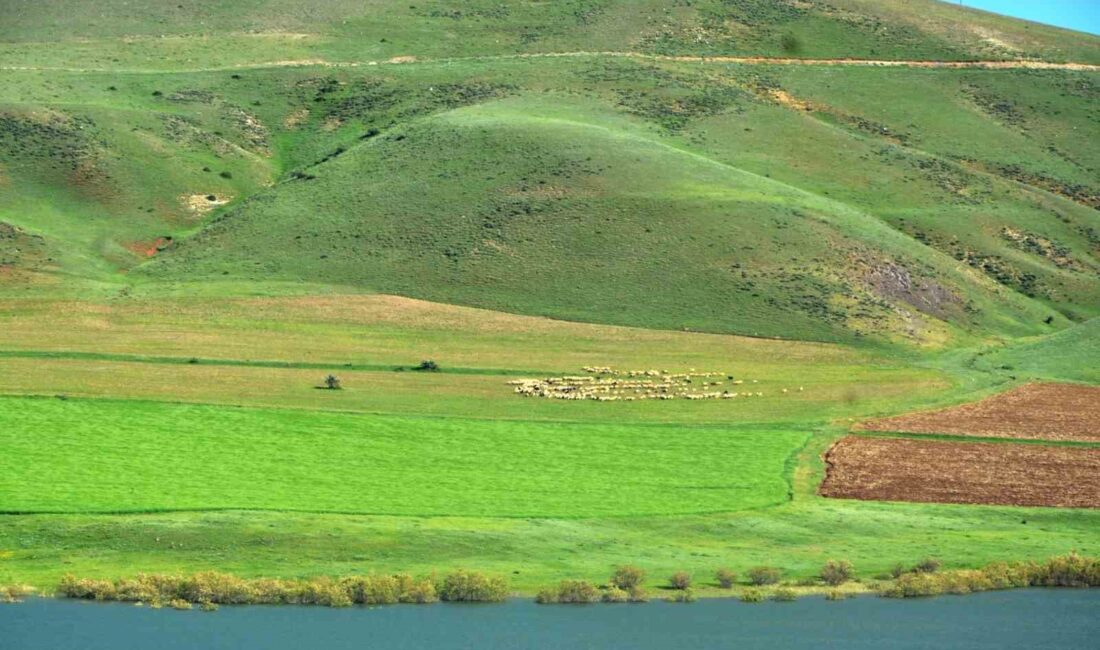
[125,237,170,258]
[820,436,1100,508]
[857,383,1100,443]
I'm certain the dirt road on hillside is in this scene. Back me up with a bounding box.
[4,51,1098,73]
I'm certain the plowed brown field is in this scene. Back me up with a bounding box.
[820,436,1100,508]
[858,383,1100,442]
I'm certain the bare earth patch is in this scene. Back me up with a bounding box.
[857,383,1100,442]
[820,436,1100,508]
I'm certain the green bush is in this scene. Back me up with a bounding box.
[821,560,854,586]
[747,566,781,586]
[601,586,628,603]
[627,586,649,603]
[611,565,646,590]
[772,587,797,602]
[535,580,599,604]
[1031,552,1100,587]
[534,588,558,604]
[739,588,765,603]
[669,571,692,590]
[438,570,508,602]
[715,567,737,589]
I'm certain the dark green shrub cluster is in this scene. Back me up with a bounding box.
[881,554,1099,598]
[715,567,737,589]
[820,560,854,586]
[535,580,599,604]
[57,570,491,607]
[668,571,692,590]
[747,566,782,586]
[437,570,508,602]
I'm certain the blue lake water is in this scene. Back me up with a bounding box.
[1,589,1097,650]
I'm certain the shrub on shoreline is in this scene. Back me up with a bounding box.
[1,584,34,603]
[666,588,697,603]
[58,570,491,607]
[772,587,797,602]
[821,560,854,586]
[739,588,765,603]
[881,553,1099,598]
[437,571,509,602]
[534,580,600,604]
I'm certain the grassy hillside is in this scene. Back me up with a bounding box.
[3,55,1095,342]
[2,0,1097,70]
[0,1,1097,598]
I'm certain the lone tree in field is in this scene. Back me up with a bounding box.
[414,359,440,372]
[323,374,342,390]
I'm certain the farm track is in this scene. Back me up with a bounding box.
[3,51,1098,73]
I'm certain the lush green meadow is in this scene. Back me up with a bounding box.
[0,397,808,517]
[0,0,1097,598]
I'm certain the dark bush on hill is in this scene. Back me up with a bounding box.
[611,565,646,590]
[914,557,942,574]
[323,374,342,390]
[715,567,737,588]
[414,359,440,372]
[668,571,692,590]
[747,566,781,586]
[821,560,854,586]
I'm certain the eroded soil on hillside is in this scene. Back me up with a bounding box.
[857,383,1100,442]
[820,436,1100,508]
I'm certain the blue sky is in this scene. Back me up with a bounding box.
[956,0,1100,35]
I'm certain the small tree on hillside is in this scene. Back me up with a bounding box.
[323,374,342,390]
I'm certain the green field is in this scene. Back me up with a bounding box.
[0,0,1097,597]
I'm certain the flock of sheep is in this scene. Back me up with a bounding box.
[508,367,803,402]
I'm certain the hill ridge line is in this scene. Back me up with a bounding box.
[3,51,1098,73]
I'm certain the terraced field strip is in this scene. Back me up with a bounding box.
[820,436,1100,508]
[858,383,1100,443]
[0,396,808,518]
